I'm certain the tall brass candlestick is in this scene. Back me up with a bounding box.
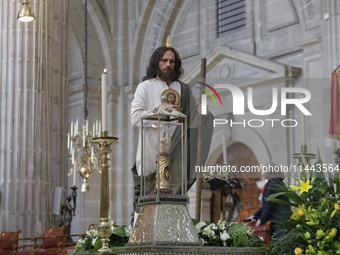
[93,131,118,252]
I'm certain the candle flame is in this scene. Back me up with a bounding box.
[103,68,107,74]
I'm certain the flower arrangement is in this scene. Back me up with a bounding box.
[266,150,340,255]
[193,219,265,247]
[70,222,132,255]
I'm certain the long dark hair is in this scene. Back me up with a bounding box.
[142,47,184,81]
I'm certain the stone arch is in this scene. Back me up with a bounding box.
[134,0,185,83]
[87,0,114,86]
[132,0,157,84]
[206,125,271,167]
[69,23,84,84]
[69,0,111,86]
[169,0,200,59]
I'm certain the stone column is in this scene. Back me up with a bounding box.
[0,0,70,237]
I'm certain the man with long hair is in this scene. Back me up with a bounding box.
[130,46,214,220]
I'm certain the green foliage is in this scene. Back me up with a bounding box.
[70,222,132,255]
[266,152,340,255]
[193,220,264,248]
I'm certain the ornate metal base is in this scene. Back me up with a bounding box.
[128,203,200,246]
[153,188,173,194]
[97,218,114,252]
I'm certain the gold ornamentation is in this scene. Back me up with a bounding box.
[155,155,171,189]
[155,131,171,190]
[166,35,171,47]
[93,131,119,253]
[161,89,180,105]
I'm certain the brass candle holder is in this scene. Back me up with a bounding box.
[93,131,118,253]
[292,145,316,167]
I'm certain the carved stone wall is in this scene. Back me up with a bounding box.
[65,0,337,228]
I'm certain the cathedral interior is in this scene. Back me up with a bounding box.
[0,0,339,240]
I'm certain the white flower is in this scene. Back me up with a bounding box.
[77,239,85,244]
[220,231,230,241]
[91,238,97,247]
[199,238,206,245]
[124,226,132,237]
[218,222,226,230]
[202,227,215,237]
[210,223,217,230]
[195,221,207,231]
[86,229,98,239]
[259,236,264,241]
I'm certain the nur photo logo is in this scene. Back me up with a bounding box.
[196,82,222,115]
[196,83,312,128]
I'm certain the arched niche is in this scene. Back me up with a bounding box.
[69,0,113,87]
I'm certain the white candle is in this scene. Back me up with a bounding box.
[222,134,227,165]
[83,130,85,148]
[91,146,94,163]
[73,161,76,186]
[71,121,74,137]
[96,120,99,138]
[72,148,74,164]
[102,69,108,132]
[301,94,307,145]
[98,121,101,137]
[75,119,78,134]
[93,123,95,137]
[67,133,70,149]
[86,120,89,136]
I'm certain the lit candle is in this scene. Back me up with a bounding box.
[71,121,74,137]
[86,120,89,136]
[102,69,108,132]
[67,133,70,149]
[301,94,307,145]
[91,146,94,163]
[98,121,101,137]
[222,134,227,165]
[73,161,76,186]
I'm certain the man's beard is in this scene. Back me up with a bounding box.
[156,68,177,83]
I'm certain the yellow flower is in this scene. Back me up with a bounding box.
[308,245,316,254]
[332,228,337,235]
[297,180,312,194]
[294,247,303,254]
[297,209,304,216]
[290,184,299,191]
[335,203,340,210]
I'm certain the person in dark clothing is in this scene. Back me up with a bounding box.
[248,169,290,237]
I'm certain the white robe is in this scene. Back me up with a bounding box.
[130,78,181,175]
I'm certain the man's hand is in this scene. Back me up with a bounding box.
[159,131,171,152]
[255,219,261,226]
[167,103,181,112]
[247,215,256,223]
[196,104,208,115]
